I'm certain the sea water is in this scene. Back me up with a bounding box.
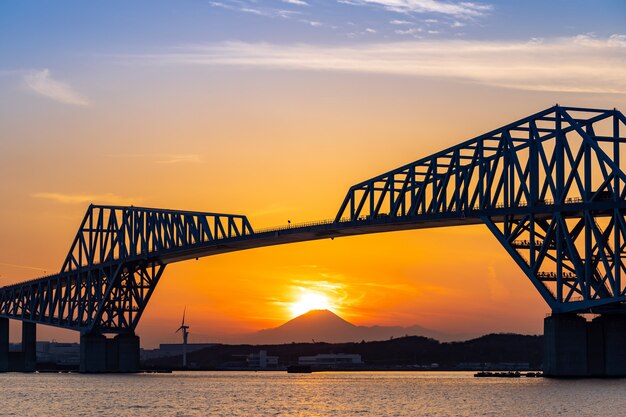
[0,371,624,416]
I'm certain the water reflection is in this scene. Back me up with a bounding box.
[1,371,624,416]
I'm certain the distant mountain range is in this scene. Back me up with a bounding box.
[242,309,449,344]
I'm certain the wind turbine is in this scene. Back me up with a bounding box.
[176,307,190,369]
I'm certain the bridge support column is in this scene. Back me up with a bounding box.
[0,318,8,373]
[596,315,626,377]
[22,322,36,372]
[543,314,588,377]
[116,334,140,373]
[80,333,140,373]
[80,333,107,373]
[544,314,626,377]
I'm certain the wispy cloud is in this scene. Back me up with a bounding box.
[210,1,301,19]
[0,261,49,273]
[23,69,89,106]
[105,153,203,164]
[32,192,137,205]
[207,0,479,34]
[154,154,202,164]
[125,34,626,93]
[395,27,423,36]
[340,0,492,18]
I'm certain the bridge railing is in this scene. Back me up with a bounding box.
[253,218,343,234]
[252,197,595,236]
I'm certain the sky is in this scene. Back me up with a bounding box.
[0,0,625,348]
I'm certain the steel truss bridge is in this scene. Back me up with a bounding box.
[2,105,626,336]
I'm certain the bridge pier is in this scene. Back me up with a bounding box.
[116,334,140,373]
[22,322,36,372]
[595,315,626,377]
[80,333,107,373]
[543,314,588,377]
[544,314,626,377]
[80,333,140,373]
[0,320,39,372]
[0,318,8,372]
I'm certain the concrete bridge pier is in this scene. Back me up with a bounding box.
[80,333,107,373]
[0,320,38,372]
[0,318,8,372]
[80,333,140,373]
[595,315,626,377]
[116,334,140,373]
[22,322,36,372]
[543,314,588,377]
[544,314,626,377]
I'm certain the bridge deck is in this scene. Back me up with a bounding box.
[2,200,623,291]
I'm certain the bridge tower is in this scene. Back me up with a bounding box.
[333,106,626,377]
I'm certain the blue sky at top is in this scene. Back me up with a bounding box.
[1,0,625,66]
[0,1,624,106]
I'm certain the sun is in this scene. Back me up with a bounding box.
[289,290,331,317]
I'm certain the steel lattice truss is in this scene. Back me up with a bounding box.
[335,106,626,313]
[1,105,625,335]
[0,206,253,333]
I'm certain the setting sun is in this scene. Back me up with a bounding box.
[289,291,331,317]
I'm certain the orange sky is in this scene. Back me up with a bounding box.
[1,2,626,347]
[3,69,624,347]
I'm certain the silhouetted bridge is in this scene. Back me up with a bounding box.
[2,105,626,376]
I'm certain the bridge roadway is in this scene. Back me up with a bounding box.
[3,198,623,292]
[3,202,621,289]
[147,201,625,265]
[0,210,482,289]
[1,105,626,376]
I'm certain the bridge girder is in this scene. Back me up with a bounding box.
[62,205,253,273]
[1,105,626,334]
